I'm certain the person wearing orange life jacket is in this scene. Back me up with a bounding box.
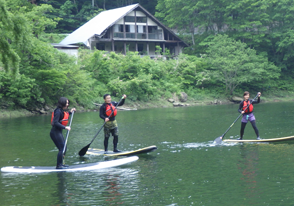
[237,91,261,140]
[99,94,126,153]
[50,97,76,169]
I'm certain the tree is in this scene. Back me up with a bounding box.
[205,35,280,94]
[0,0,25,74]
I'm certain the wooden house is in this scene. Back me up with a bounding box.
[60,4,188,57]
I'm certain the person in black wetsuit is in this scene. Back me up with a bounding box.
[99,94,126,153]
[50,97,76,169]
[237,91,261,140]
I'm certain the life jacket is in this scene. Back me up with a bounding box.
[51,110,69,126]
[105,103,117,117]
[242,100,253,113]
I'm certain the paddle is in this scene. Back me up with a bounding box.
[78,96,124,156]
[63,110,75,156]
[214,93,259,144]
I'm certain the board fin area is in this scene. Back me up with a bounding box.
[87,145,157,157]
[223,135,294,143]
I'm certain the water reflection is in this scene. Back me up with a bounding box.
[102,173,124,205]
[237,144,260,204]
[51,167,139,206]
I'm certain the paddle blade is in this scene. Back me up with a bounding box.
[214,136,223,144]
[78,144,90,156]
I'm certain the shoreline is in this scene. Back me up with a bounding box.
[1,96,294,119]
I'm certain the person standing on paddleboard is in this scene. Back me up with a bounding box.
[50,97,76,169]
[100,94,126,153]
[237,91,261,140]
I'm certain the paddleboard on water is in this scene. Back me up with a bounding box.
[223,135,294,143]
[87,145,157,157]
[1,156,138,173]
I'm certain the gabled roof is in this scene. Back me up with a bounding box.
[60,4,188,47]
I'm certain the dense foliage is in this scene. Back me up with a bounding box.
[0,0,293,111]
[38,0,158,33]
[156,0,294,92]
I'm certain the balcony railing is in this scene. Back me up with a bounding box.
[137,33,147,39]
[149,33,162,40]
[114,32,124,38]
[126,33,136,38]
[113,32,163,40]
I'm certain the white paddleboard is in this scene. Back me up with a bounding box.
[1,156,138,173]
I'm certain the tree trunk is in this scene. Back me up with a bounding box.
[190,24,195,45]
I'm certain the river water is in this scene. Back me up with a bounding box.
[1,102,294,205]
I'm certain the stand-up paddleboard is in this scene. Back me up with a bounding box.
[223,135,294,143]
[1,156,138,173]
[87,145,157,157]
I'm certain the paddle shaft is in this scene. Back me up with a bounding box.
[88,96,124,145]
[62,111,74,155]
[221,94,259,139]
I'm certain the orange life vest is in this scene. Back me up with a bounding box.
[105,103,117,117]
[242,100,253,113]
[51,111,69,126]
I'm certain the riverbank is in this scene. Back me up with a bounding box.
[1,94,294,119]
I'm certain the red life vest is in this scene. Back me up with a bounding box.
[242,100,253,113]
[51,111,69,126]
[105,103,117,117]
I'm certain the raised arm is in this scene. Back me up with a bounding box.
[252,97,260,104]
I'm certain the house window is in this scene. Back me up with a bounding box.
[124,16,135,22]
[148,26,158,33]
[125,25,135,33]
[148,26,163,40]
[137,17,147,23]
[96,43,105,50]
[138,44,144,51]
[114,24,124,38]
[137,25,146,33]
[114,24,123,32]
[125,25,136,38]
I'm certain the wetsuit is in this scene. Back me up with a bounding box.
[99,99,125,152]
[238,97,260,139]
[50,108,71,168]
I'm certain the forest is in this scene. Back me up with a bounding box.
[0,0,293,112]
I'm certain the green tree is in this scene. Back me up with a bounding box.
[0,0,26,74]
[205,35,280,94]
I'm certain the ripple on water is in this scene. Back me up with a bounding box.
[161,140,240,150]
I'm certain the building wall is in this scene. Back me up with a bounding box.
[57,49,78,58]
[91,8,185,57]
[112,9,163,40]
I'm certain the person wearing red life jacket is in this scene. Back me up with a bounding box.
[50,97,76,169]
[99,94,126,153]
[237,91,261,140]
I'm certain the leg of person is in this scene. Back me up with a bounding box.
[250,120,261,139]
[104,127,110,153]
[50,130,66,169]
[237,122,247,140]
[112,127,120,152]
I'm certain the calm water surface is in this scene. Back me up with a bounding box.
[1,102,294,205]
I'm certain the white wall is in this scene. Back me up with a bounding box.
[147,18,157,26]
[136,11,145,16]
[57,49,78,58]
